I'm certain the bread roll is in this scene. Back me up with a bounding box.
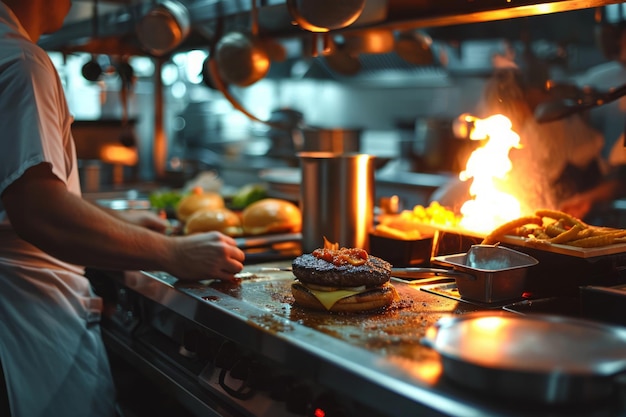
[241,198,301,235]
[176,187,225,223]
[184,208,243,236]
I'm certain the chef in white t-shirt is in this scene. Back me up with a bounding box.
[0,1,245,416]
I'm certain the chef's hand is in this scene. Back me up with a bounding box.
[169,231,245,282]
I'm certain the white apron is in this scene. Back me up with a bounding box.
[0,255,116,417]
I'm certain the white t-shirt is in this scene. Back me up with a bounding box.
[0,3,115,416]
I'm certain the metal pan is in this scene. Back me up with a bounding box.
[394,245,538,303]
[422,311,626,406]
[135,0,190,57]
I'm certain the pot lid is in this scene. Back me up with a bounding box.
[423,311,626,376]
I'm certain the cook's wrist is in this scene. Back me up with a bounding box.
[160,235,183,275]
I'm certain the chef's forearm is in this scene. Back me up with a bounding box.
[18,188,174,271]
[3,167,174,271]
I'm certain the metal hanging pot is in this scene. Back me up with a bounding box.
[286,0,366,32]
[136,0,190,57]
[205,0,286,126]
[214,0,270,87]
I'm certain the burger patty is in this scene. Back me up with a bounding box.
[292,253,392,287]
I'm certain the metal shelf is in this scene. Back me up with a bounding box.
[40,0,626,55]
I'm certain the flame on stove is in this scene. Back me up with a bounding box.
[457,114,522,234]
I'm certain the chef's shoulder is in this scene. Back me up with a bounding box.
[0,42,64,110]
[0,38,59,86]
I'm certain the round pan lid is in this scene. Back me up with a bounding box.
[423,311,626,376]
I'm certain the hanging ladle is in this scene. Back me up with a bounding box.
[81,0,102,82]
[208,0,270,119]
[117,58,136,148]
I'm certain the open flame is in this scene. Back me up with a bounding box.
[457,113,523,234]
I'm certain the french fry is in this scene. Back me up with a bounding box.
[568,230,626,247]
[575,228,594,239]
[547,224,585,244]
[482,216,543,245]
[568,234,617,248]
[533,231,551,240]
[544,223,568,238]
[534,209,587,228]
[589,226,622,236]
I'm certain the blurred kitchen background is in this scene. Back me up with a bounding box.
[40,1,626,209]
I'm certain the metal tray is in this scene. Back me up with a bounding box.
[432,245,538,303]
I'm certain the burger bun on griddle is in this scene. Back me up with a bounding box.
[291,281,398,313]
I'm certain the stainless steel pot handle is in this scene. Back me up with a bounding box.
[391,267,476,281]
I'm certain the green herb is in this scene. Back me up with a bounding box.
[149,190,184,210]
[231,184,267,209]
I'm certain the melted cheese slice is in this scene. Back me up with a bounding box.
[305,285,366,310]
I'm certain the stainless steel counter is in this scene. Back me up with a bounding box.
[90,264,626,417]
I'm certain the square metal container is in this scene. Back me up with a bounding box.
[433,245,539,303]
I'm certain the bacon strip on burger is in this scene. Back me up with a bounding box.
[291,246,398,313]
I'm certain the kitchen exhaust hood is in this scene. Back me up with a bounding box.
[40,0,626,55]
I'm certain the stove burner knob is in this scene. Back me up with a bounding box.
[218,358,255,400]
[285,383,313,415]
[179,330,200,359]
